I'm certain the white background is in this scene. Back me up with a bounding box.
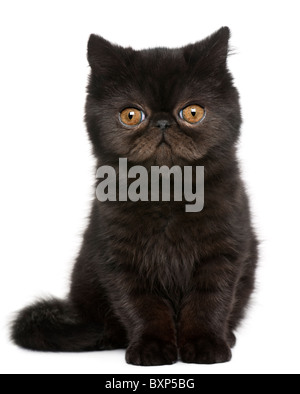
[0,0,299,375]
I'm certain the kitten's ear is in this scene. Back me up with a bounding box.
[184,27,230,73]
[87,34,125,74]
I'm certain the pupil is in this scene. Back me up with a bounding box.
[191,109,196,117]
[128,111,135,120]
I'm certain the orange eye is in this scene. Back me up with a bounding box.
[119,108,145,127]
[180,105,205,124]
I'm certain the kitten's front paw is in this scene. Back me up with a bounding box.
[180,337,232,365]
[126,339,178,366]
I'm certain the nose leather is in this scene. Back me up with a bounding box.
[156,120,170,130]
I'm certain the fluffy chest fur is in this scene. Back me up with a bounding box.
[98,202,197,291]
[97,195,239,299]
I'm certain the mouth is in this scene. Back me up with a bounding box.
[157,134,171,148]
[158,141,171,148]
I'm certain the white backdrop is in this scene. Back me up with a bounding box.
[0,0,299,374]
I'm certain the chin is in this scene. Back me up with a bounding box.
[153,143,175,166]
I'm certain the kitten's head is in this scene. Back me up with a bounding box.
[86,27,241,167]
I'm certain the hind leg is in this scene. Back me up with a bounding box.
[227,236,258,345]
[70,263,128,351]
[227,268,256,347]
[11,250,128,352]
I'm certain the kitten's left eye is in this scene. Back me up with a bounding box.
[119,108,145,127]
[179,105,206,124]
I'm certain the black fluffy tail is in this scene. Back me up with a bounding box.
[11,299,102,352]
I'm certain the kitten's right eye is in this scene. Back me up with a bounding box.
[119,108,145,127]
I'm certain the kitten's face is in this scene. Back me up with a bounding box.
[86,28,241,167]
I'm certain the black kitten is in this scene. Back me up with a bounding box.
[11,27,258,366]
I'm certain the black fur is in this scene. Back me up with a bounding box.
[11,27,258,366]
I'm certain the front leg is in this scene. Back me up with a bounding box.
[124,296,178,366]
[178,257,238,364]
[109,279,177,366]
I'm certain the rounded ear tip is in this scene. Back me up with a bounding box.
[87,34,113,62]
[88,34,98,51]
[220,26,231,39]
[88,33,98,43]
[88,34,110,47]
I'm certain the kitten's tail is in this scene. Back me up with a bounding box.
[10,298,101,352]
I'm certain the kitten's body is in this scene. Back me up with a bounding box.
[11,28,258,365]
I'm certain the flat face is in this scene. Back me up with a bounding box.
[86,30,241,167]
